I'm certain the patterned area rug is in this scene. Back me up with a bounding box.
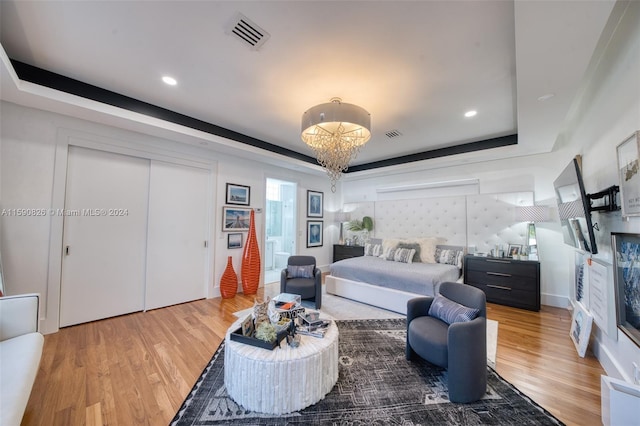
[171,319,562,425]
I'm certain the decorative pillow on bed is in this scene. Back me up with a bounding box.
[393,248,416,263]
[428,294,479,324]
[415,237,447,263]
[435,247,464,269]
[397,243,421,263]
[381,238,402,253]
[287,264,315,279]
[381,247,416,263]
[364,243,383,257]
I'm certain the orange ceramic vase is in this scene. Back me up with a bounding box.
[220,256,238,299]
[241,209,261,295]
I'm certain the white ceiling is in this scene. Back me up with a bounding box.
[0,1,617,176]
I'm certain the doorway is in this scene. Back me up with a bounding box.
[264,178,297,284]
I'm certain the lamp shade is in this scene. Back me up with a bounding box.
[301,101,371,148]
[334,212,351,222]
[301,98,371,192]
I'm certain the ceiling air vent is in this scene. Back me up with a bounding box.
[225,12,270,51]
[385,129,403,139]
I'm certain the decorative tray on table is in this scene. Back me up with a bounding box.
[229,326,288,350]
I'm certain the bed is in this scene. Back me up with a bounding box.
[326,239,464,315]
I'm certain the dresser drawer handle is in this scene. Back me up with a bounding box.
[486,272,512,278]
[487,284,512,291]
[487,259,511,264]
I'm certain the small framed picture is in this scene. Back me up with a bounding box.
[307,220,323,248]
[616,131,640,217]
[307,190,323,218]
[508,244,522,257]
[241,314,254,337]
[228,233,243,249]
[226,183,250,206]
[570,302,593,358]
[222,207,252,232]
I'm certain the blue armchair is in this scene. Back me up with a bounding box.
[406,281,487,403]
[280,255,322,309]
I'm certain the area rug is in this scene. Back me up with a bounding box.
[171,319,562,426]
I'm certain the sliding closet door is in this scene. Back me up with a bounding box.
[144,160,209,310]
[60,146,150,327]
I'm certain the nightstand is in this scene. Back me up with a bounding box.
[333,244,365,262]
[463,254,540,311]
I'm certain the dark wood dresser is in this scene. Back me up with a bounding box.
[333,244,365,262]
[463,254,540,311]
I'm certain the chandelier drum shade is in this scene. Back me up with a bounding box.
[301,98,371,192]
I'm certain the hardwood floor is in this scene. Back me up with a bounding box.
[23,287,605,426]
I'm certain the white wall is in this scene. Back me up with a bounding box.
[342,0,640,382]
[0,101,337,333]
[560,1,640,384]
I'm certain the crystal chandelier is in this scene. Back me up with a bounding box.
[301,98,371,192]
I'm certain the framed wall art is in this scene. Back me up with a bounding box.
[228,233,243,249]
[226,183,250,206]
[307,190,323,218]
[222,207,252,232]
[616,131,640,217]
[612,232,640,348]
[570,301,593,358]
[307,220,323,248]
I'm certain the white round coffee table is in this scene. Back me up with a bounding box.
[224,317,339,414]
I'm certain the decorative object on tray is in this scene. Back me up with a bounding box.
[220,256,238,299]
[296,310,331,337]
[287,333,301,347]
[241,209,260,294]
[274,293,306,319]
[273,317,292,334]
[241,314,254,337]
[274,293,302,306]
[255,322,277,343]
[253,297,270,329]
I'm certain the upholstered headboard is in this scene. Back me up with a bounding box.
[345,191,533,253]
[374,196,467,246]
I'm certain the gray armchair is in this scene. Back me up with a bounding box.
[280,255,322,309]
[406,281,487,403]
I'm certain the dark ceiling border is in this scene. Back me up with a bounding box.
[10,59,517,173]
[11,60,316,164]
[347,134,518,172]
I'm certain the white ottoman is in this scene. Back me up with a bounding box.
[224,318,339,414]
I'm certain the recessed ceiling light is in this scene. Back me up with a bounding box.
[537,93,555,101]
[162,76,177,86]
[464,110,477,118]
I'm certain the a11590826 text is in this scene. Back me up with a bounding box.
[1,208,129,217]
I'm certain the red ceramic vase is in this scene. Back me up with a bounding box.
[220,256,238,299]
[241,209,261,295]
